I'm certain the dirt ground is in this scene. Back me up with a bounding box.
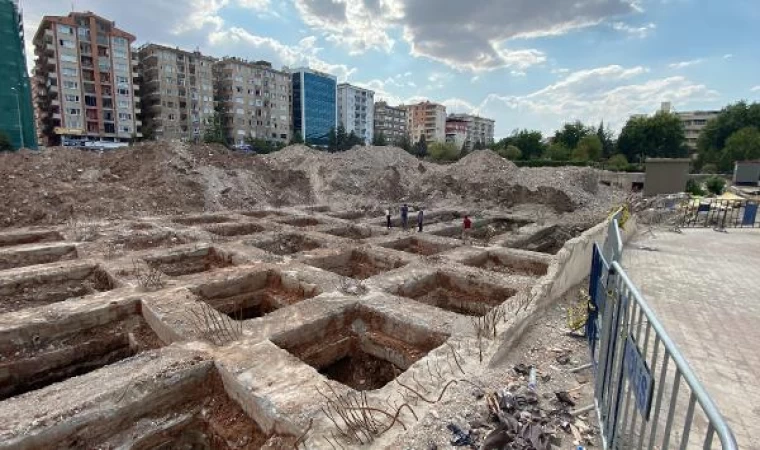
[0,143,624,229]
[389,284,602,449]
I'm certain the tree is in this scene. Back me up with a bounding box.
[617,112,687,162]
[553,121,593,150]
[705,176,726,195]
[697,101,760,169]
[203,110,226,145]
[685,179,705,196]
[372,132,387,146]
[0,131,13,152]
[597,121,615,158]
[498,145,522,161]
[336,125,348,151]
[413,134,428,157]
[607,154,628,171]
[428,142,460,162]
[576,134,603,161]
[327,127,338,152]
[716,126,760,172]
[290,132,304,145]
[571,146,589,162]
[395,134,412,153]
[545,142,571,161]
[244,135,284,154]
[496,129,546,160]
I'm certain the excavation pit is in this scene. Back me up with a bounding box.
[276,216,322,228]
[0,265,115,314]
[395,271,517,316]
[0,243,78,271]
[204,222,265,237]
[249,233,322,256]
[305,249,406,280]
[322,225,374,240]
[240,210,285,219]
[506,224,589,255]
[145,247,233,277]
[0,314,161,401]
[462,252,549,277]
[272,307,448,391]
[329,210,379,220]
[173,215,233,226]
[191,270,320,320]
[379,237,456,256]
[107,231,192,251]
[0,230,64,248]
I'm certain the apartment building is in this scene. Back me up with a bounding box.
[337,83,374,145]
[215,58,291,146]
[403,101,446,143]
[1,0,37,149]
[291,68,336,147]
[448,113,495,150]
[373,101,407,145]
[445,117,468,150]
[32,11,140,146]
[137,44,215,141]
[659,102,719,151]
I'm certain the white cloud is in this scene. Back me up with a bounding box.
[478,64,717,135]
[668,59,705,69]
[440,98,476,114]
[751,86,760,92]
[208,28,356,81]
[724,53,734,59]
[294,0,637,72]
[612,21,656,38]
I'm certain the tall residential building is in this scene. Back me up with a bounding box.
[137,44,215,141]
[32,11,141,146]
[1,0,37,149]
[215,58,291,146]
[447,113,495,150]
[659,102,719,151]
[373,101,408,144]
[445,117,468,150]
[291,67,336,147]
[337,83,374,145]
[403,101,446,143]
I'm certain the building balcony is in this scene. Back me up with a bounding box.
[44,43,55,55]
[134,107,141,114]
[52,112,61,120]
[133,84,140,91]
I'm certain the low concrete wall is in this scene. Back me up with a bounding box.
[489,212,637,366]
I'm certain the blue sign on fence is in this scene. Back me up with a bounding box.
[624,335,654,419]
[743,202,758,226]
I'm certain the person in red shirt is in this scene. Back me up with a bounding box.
[462,215,472,243]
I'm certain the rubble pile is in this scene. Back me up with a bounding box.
[0,142,625,228]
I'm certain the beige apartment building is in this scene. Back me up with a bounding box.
[137,44,215,141]
[32,11,141,146]
[214,57,291,146]
[448,113,495,150]
[373,101,407,144]
[403,101,446,143]
[659,102,719,151]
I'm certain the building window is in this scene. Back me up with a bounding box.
[113,37,128,47]
[60,54,77,63]
[114,62,128,72]
[116,75,129,85]
[118,112,132,120]
[62,67,78,77]
[117,88,130,96]
[118,100,129,108]
[59,39,75,48]
[113,49,127,59]
[65,94,80,102]
[63,80,79,89]
[57,25,73,35]
[67,108,81,115]
[120,126,131,133]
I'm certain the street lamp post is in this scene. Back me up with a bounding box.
[9,86,24,149]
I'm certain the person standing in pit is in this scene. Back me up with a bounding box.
[401,204,409,231]
[462,214,472,243]
[385,208,391,229]
[417,208,424,232]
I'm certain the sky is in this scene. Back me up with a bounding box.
[19,0,760,139]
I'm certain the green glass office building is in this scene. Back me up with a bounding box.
[291,67,336,147]
[0,0,37,149]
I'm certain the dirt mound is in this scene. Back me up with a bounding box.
[0,143,624,228]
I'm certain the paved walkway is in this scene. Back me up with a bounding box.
[623,228,760,449]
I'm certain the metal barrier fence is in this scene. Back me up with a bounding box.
[588,222,738,449]
[678,198,759,229]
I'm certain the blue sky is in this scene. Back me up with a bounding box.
[21,0,760,138]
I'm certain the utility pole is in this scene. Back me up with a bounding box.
[10,86,24,149]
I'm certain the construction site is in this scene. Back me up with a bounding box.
[0,142,633,449]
